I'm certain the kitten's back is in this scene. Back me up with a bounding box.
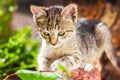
[76,18,102,54]
[76,18,100,34]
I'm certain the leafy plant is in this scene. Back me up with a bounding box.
[4,64,70,80]
[0,0,41,79]
[17,70,60,80]
[0,27,40,79]
[0,0,17,43]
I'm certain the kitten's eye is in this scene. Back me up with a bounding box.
[43,32,49,36]
[58,31,65,36]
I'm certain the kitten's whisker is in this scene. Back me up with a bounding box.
[31,31,39,37]
[32,30,39,34]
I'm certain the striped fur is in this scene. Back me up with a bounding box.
[30,4,119,71]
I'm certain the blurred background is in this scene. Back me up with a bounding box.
[0,0,120,80]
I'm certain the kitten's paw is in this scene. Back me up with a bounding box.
[50,61,60,71]
[84,63,94,71]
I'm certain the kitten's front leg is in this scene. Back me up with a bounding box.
[81,58,98,71]
[38,56,52,70]
[83,63,94,71]
[51,56,80,71]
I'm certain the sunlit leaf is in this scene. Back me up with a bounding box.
[17,70,60,80]
[0,10,3,16]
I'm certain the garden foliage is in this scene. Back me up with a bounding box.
[0,0,40,79]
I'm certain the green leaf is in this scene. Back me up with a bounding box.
[17,70,60,80]
[58,64,70,77]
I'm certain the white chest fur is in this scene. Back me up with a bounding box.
[39,33,79,60]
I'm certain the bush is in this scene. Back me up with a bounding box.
[0,0,40,79]
[0,0,16,43]
[0,27,40,79]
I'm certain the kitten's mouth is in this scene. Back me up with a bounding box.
[51,42,57,46]
[51,42,62,47]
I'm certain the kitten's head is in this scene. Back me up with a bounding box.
[30,4,78,46]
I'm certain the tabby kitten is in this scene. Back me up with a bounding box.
[30,4,119,71]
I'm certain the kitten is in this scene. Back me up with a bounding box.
[76,18,119,71]
[30,4,119,71]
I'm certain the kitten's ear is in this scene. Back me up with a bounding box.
[30,5,47,18]
[61,4,78,22]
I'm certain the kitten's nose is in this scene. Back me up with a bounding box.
[51,39,57,46]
